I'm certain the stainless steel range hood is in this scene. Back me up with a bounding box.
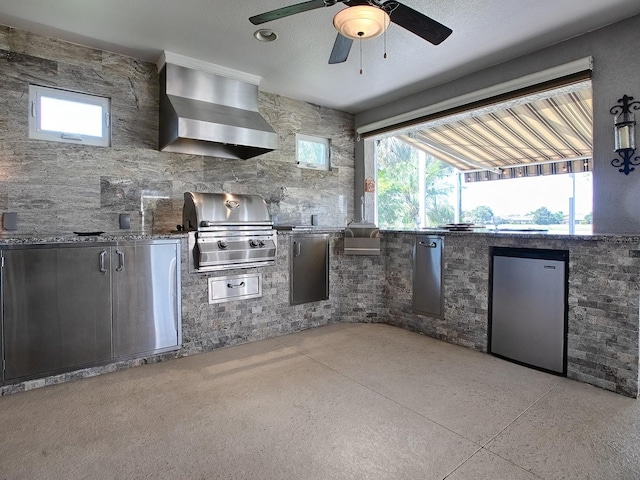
[159,63,278,160]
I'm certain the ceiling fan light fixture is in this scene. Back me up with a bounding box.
[333,5,390,40]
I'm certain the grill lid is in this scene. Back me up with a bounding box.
[183,192,272,231]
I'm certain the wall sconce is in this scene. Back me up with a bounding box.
[610,94,640,175]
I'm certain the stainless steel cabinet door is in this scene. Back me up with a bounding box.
[112,242,180,357]
[290,235,329,305]
[413,235,444,318]
[2,246,113,381]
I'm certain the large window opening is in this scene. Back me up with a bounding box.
[372,79,593,234]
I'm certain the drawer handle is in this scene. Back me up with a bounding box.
[419,241,437,248]
[227,281,246,289]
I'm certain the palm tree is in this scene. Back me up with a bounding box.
[376,137,454,228]
[423,154,454,226]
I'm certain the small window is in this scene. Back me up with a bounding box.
[296,134,330,170]
[28,84,111,147]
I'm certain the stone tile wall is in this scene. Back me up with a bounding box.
[180,232,342,356]
[0,26,354,234]
[180,230,388,355]
[335,238,386,323]
[384,233,490,350]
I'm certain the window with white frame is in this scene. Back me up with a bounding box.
[28,84,111,147]
[296,134,330,170]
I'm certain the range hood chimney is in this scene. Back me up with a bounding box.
[159,62,278,160]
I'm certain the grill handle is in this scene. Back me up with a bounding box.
[227,282,246,289]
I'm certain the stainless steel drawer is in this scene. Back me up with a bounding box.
[344,237,380,255]
[208,273,262,304]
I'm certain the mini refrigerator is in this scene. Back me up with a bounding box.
[489,247,568,375]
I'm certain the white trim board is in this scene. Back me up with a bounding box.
[156,51,262,86]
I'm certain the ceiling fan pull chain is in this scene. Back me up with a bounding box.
[383,7,388,59]
[383,26,387,59]
[359,36,363,74]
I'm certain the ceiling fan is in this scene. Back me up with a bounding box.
[249,0,453,65]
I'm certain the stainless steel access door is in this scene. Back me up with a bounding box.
[2,245,113,381]
[112,241,180,358]
[490,249,567,374]
[413,235,444,318]
[290,234,329,305]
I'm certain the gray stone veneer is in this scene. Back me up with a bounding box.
[0,26,354,235]
[180,232,342,356]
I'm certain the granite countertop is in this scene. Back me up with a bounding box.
[381,228,640,242]
[4,227,640,244]
[0,231,187,245]
[275,226,344,234]
[0,227,347,244]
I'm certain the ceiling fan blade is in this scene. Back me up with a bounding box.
[250,0,338,25]
[328,34,353,64]
[389,2,452,45]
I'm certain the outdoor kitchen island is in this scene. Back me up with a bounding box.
[179,228,640,398]
[0,229,638,400]
[380,229,640,398]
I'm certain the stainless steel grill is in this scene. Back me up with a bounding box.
[183,192,277,272]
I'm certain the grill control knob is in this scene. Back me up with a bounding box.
[249,239,260,248]
[217,240,228,250]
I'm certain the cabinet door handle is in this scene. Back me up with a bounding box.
[99,250,107,273]
[227,281,246,289]
[293,241,301,257]
[116,250,125,272]
[419,241,438,248]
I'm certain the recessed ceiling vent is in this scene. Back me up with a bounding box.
[159,63,278,160]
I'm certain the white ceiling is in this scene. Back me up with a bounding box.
[0,0,639,114]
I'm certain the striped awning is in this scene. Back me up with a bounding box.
[397,80,592,180]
